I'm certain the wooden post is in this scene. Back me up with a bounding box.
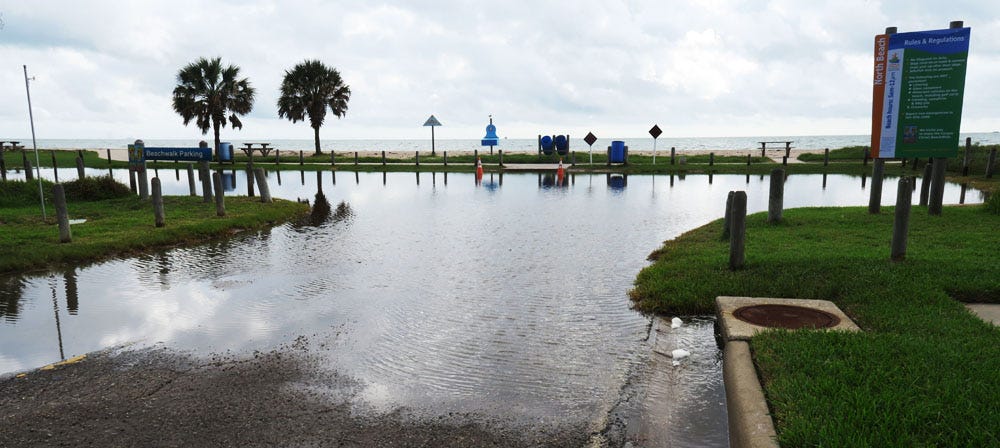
[51,151,59,182]
[569,151,573,166]
[760,142,765,157]
[962,137,971,176]
[354,151,358,166]
[331,151,336,166]
[186,164,196,196]
[823,148,830,166]
[444,151,448,166]
[863,151,870,166]
[729,191,747,270]
[128,169,136,193]
[212,172,225,216]
[137,162,149,200]
[709,152,715,166]
[275,149,281,165]
[381,150,386,165]
[254,168,272,203]
[925,21,964,215]
[199,160,212,203]
[106,148,112,165]
[868,158,885,214]
[891,177,913,261]
[152,177,165,228]
[746,154,751,166]
[474,149,478,161]
[0,158,6,182]
[25,160,34,181]
[246,168,256,197]
[723,191,735,239]
[782,156,787,166]
[53,184,72,243]
[987,149,997,179]
[500,150,505,167]
[75,156,85,180]
[415,151,420,166]
[768,168,784,223]
[670,147,676,165]
[299,150,304,166]
[919,164,931,206]
[784,142,791,158]
[928,158,947,215]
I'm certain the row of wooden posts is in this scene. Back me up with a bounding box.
[51,158,274,244]
[722,160,957,270]
[722,170,787,270]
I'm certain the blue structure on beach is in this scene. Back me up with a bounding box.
[482,116,499,147]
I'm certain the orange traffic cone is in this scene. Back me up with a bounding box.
[557,158,565,184]
[476,157,484,183]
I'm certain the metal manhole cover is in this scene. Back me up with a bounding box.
[732,304,840,329]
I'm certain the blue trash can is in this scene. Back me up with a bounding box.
[540,135,554,155]
[610,141,625,163]
[554,135,568,156]
[218,142,233,162]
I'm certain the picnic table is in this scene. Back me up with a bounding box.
[240,142,272,157]
[1,141,23,151]
[758,141,793,157]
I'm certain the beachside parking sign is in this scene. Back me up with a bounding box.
[871,27,970,159]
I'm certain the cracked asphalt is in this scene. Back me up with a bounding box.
[0,347,590,447]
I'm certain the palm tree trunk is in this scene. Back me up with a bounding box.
[213,123,221,162]
[313,126,322,155]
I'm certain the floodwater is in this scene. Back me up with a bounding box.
[0,167,980,446]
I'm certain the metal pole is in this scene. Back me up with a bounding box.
[652,138,657,165]
[24,65,45,219]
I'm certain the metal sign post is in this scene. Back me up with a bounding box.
[23,65,45,219]
[649,125,663,165]
[423,115,442,156]
[584,132,597,165]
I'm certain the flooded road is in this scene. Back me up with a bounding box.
[0,169,979,446]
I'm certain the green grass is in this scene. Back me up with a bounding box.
[631,205,999,446]
[0,179,308,273]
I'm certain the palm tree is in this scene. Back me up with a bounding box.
[172,57,255,156]
[277,60,351,155]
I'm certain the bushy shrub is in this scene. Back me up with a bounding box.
[0,180,53,207]
[62,175,131,201]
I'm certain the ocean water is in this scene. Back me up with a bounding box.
[9,132,1000,153]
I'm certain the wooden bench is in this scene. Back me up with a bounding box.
[758,141,793,157]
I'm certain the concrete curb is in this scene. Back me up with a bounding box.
[723,341,779,448]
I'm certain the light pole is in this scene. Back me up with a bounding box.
[24,65,46,219]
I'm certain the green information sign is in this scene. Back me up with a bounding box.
[871,27,971,158]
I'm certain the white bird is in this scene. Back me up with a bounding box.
[671,317,683,329]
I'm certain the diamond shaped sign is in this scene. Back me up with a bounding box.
[423,115,442,127]
[584,132,597,146]
[649,125,663,139]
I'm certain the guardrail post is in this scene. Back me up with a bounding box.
[891,177,913,261]
[212,172,225,216]
[729,191,747,270]
[768,168,784,223]
[54,184,72,243]
[152,177,165,227]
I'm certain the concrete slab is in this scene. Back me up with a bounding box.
[966,303,1000,326]
[716,296,861,342]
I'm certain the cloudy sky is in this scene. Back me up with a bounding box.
[1,0,997,141]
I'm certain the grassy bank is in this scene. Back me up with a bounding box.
[0,178,308,273]
[631,205,999,446]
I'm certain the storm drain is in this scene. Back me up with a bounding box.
[732,304,840,329]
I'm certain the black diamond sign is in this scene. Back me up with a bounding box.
[649,125,663,139]
[584,132,597,146]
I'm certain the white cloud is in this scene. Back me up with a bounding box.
[0,0,997,139]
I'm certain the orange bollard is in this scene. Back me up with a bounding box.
[476,157,484,184]
[557,158,565,185]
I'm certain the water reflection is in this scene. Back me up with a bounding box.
[0,170,983,440]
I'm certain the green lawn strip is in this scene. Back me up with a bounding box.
[0,191,307,274]
[631,206,1000,445]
